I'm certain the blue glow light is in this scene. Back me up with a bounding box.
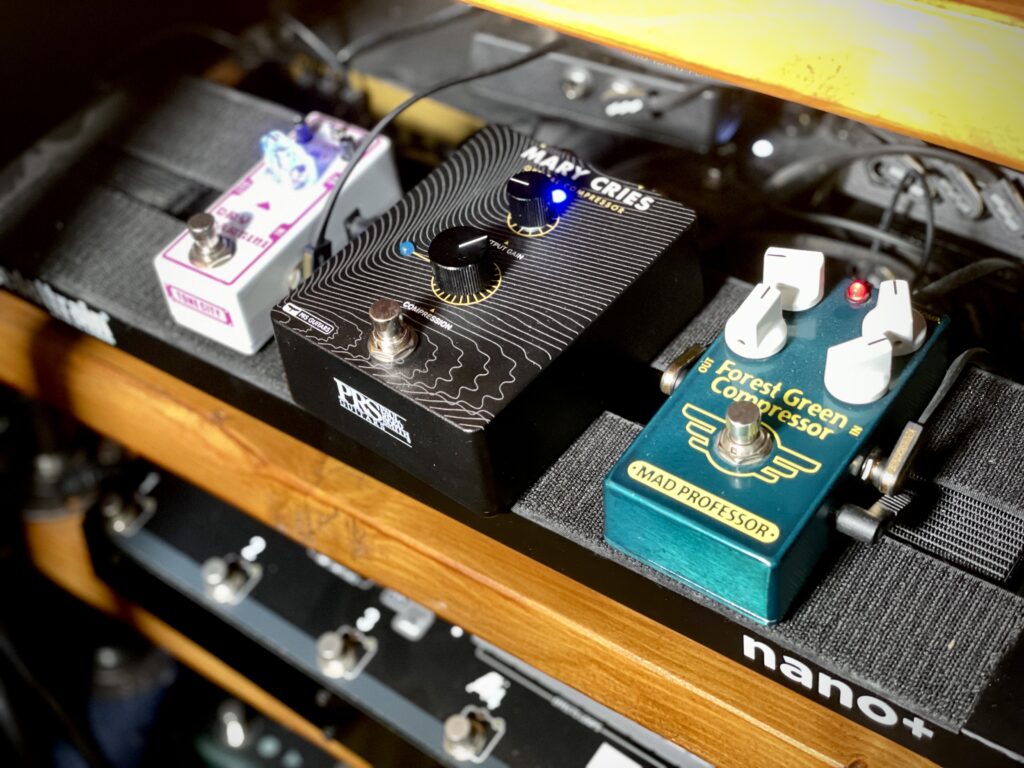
[398,240,416,257]
[550,188,568,204]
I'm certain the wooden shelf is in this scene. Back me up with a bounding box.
[21,509,371,768]
[0,293,935,767]
[466,0,1024,171]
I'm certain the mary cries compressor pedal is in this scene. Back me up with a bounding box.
[272,125,701,513]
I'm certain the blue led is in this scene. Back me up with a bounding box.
[398,240,416,257]
[294,120,314,144]
[550,188,568,204]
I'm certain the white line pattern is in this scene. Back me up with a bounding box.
[273,126,695,431]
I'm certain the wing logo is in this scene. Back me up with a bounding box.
[681,403,821,482]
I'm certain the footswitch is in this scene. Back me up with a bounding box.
[604,268,948,623]
[272,125,700,513]
[154,113,400,354]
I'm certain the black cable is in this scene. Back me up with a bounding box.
[859,124,895,144]
[917,348,990,426]
[764,144,998,202]
[913,257,1019,302]
[336,4,481,71]
[774,207,924,261]
[279,12,345,80]
[869,165,935,285]
[909,171,935,286]
[313,37,561,255]
[0,632,113,768]
[871,172,915,251]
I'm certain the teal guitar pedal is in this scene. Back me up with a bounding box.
[604,250,948,624]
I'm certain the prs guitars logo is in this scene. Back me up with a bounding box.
[334,379,412,446]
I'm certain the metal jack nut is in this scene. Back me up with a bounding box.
[367,299,417,364]
[852,422,925,496]
[659,345,705,395]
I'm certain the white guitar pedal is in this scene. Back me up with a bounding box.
[153,112,400,354]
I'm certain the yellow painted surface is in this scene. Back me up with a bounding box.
[348,70,484,146]
[466,0,1024,170]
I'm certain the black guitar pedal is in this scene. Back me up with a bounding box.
[272,125,700,512]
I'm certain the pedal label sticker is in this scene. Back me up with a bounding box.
[627,460,779,543]
[333,378,411,446]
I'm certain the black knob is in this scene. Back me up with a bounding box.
[428,226,497,296]
[506,171,559,230]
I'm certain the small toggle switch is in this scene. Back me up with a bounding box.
[861,279,926,356]
[763,247,825,311]
[824,335,894,405]
[724,283,788,359]
[442,708,505,763]
[368,298,417,364]
[316,627,377,680]
[201,555,260,605]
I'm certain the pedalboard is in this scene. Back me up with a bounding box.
[605,249,948,623]
[154,112,400,354]
[273,124,700,513]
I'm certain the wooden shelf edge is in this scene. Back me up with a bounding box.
[0,293,934,768]
[464,0,1024,171]
[21,512,371,768]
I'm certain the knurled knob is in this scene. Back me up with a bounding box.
[506,170,558,231]
[428,226,498,297]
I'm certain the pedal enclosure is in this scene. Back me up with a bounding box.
[273,125,699,513]
[604,281,947,624]
[153,112,400,355]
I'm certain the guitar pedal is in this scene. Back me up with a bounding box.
[272,125,700,513]
[153,113,400,354]
[604,253,948,624]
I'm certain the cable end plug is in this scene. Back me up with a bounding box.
[302,240,334,281]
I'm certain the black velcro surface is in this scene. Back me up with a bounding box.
[514,411,1024,729]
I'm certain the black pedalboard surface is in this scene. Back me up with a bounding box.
[86,470,709,768]
[273,124,699,512]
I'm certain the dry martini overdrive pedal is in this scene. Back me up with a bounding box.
[272,125,701,513]
[604,249,949,624]
[154,112,400,354]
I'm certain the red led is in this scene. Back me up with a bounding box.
[846,279,871,305]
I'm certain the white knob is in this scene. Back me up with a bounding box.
[724,283,788,359]
[824,336,894,405]
[763,247,825,311]
[861,279,926,356]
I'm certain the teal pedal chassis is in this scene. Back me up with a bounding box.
[604,277,948,624]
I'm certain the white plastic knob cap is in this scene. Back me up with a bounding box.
[724,283,788,359]
[861,279,926,356]
[763,247,826,311]
[824,335,894,405]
